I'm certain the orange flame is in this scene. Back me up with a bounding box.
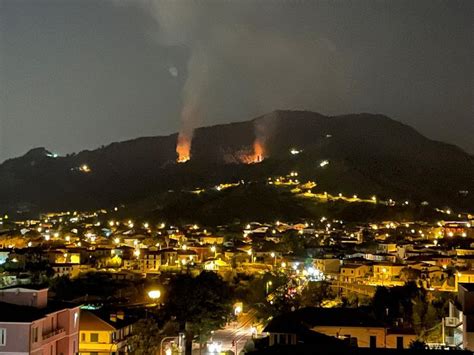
[237,139,265,164]
[176,133,191,163]
[252,140,264,163]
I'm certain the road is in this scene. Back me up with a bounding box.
[195,310,257,354]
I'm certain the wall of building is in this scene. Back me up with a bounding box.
[0,288,48,308]
[0,322,30,353]
[312,326,386,348]
[80,330,116,352]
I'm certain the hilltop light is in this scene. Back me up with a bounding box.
[319,160,329,167]
[79,164,91,173]
[290,148,302,155]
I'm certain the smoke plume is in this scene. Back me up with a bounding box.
[129,0,347,160]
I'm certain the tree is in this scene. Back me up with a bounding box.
[300,281,335,307]
[128,318,162,355]
[163,271,233,355]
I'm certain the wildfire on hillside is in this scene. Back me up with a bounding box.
[252,140,264,163]
[176,133,191,163]
[238,139,265,164]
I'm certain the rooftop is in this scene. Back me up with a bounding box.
[0,300,78,323]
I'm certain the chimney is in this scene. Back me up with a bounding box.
[117,311,125,320]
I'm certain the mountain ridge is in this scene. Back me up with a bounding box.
[1,110,473,216]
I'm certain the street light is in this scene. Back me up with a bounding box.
[270,252,276,266]
[148,290,161,300]
[234,304,242,316]
[211,245,217,258]
[266,280,273,294]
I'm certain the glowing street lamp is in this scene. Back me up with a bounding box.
[270,252,276,266]
[266,280,273,295]
[234,304,242,316]
[210,245,217,258]
[247,249,253,263]
[148,290,161,300]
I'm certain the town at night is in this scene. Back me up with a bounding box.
[0,0,473,354]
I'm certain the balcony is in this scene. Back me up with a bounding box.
[42,328,66,343]
[445,317,462,328]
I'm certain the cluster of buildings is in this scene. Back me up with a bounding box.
[0,286,138,355]
[1,207,474,353]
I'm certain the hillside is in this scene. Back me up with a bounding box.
[0,110,473,217]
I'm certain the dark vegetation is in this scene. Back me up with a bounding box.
[1,110,473,217]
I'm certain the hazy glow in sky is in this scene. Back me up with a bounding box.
[0,0,472,161]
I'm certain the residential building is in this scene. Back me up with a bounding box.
[79,310,134,354]
[264,308,416,350]
[138,250,161,273]
[0,286,80,355]
[339,263,371,283]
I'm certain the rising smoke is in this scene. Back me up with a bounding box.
[125,0,348,161]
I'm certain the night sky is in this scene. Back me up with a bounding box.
[0,0,472,162]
